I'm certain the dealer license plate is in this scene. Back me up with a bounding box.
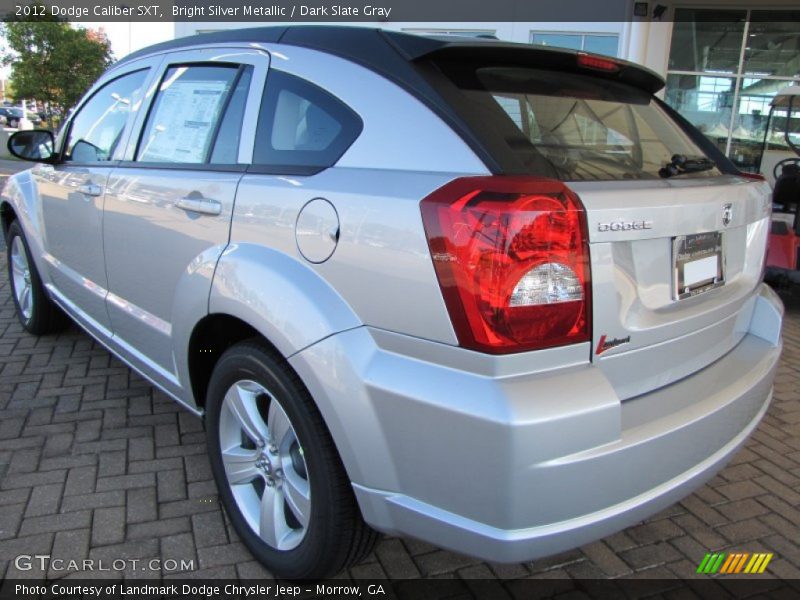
[673,232,724,300]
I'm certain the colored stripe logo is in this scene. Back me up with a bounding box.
[697,552,773,574]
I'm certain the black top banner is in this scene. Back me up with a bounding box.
[0,0,766,23]
[6,0,800,24]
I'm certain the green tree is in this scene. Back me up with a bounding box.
[1,2,113,117]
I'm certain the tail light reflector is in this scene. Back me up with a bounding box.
[420,176,591,354]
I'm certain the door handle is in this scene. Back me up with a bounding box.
[176,197,222,216]
[78,183,102,197]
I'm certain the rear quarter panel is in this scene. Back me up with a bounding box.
[216,46,490,350]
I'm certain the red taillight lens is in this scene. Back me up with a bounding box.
[738,171,766,181]
[577,52,620,72]
[421,176,591,354]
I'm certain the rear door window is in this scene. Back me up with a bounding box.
[253,70,362,174]
[209,68,253,164]
[136,65,244,164]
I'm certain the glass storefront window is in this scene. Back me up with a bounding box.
[668,10,746,74]
[665,74,735,155]
[532,33,582,51]
[666,9,800,173]
[744,13,800,79]
[531,32,619,57]
[584,35,619,57]
[728,79,791,171]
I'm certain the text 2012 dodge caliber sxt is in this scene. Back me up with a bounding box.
[1,27,782,578]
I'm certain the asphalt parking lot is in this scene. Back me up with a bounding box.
[1,166,799,583]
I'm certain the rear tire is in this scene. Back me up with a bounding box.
[205,341,377,578]
[6,220,67,334]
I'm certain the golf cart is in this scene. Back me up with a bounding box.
[758,85,800,283]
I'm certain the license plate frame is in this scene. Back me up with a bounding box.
[673,232,725,300]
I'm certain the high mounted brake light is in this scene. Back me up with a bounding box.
[577,52,621,73]
[738,172,766,181]
[421,177,591,354]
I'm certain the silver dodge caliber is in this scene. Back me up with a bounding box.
[1,27,783,578]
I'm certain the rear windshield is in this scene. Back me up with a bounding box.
[437,65,721,181]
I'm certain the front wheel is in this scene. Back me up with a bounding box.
[6,220,66,334]
[205,341,376,578]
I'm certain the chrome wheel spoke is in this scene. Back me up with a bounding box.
[225,383,268,444]
[267,398,292,449]
[259,484,292,549]
[10,252,26,277]
[222,446,261,485]
[10,237,33,320]
[19,284,32,318]
[282,469,311,528]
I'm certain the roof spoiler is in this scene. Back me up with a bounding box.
[382,30,666,95]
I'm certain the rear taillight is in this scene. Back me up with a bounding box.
[421,176,591,354]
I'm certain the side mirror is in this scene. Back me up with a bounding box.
[7,129,56,163]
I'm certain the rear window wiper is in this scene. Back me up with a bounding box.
[659,154,716,178]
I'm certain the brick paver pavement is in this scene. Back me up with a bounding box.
[1,233,799,582]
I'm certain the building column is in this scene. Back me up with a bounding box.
[626,18,651,67]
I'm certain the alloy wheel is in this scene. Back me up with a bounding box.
[218,379,311,551]
[10,236,33,321]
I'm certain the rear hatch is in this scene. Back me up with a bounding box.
[576,177,769,400]
[417,45,771,400]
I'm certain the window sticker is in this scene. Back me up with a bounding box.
[139,74,229,163]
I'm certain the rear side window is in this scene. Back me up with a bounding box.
[137,65,243,164]
[253,70,362,174]
[435,65,720,181]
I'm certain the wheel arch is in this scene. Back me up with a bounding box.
[184,243,362,410]
[1,200,17,238]
[207,243,362,358]
[1,172,50,284]
[186,313,270,410]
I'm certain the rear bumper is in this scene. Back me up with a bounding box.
[289,284,782,563]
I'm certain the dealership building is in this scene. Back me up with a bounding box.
[146,0,800,174]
